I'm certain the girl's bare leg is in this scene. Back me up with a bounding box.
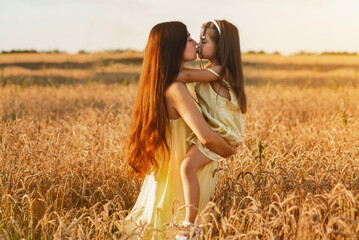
[180,145,212,223]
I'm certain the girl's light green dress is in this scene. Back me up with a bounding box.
[121,91,219,239]
[188,68,244,161]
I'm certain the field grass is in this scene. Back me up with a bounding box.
[0,52,359,239]
[1,52,358,87]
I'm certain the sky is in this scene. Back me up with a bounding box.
[1,0,358,55]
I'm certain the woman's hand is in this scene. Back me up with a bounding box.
[166,82,234,158]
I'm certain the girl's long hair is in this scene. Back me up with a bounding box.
[201,20,247,114]
[127,21,187,178]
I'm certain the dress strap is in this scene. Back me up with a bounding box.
[206,68,231,88]
[206,68,219,78]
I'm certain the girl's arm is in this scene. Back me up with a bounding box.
[176,65,222,83]
[166,82,235,158]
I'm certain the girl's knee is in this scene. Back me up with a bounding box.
[180,158,196,177]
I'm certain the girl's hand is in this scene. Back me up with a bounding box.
[176,66,221,84]
[232,144,239,156]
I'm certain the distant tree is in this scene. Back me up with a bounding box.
[295,51,315,55]
[246,50,267,55]
[103,49,140,54]
[37,49,65,54]
[246,50,257,54]
[1,49,38,54]
[102,49,125,53]
[320,51,357,55]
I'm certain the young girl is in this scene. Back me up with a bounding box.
[176,19,247,226]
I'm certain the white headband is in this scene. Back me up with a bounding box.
[211,20,221,35]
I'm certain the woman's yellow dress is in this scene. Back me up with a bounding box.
[122,115,219,238]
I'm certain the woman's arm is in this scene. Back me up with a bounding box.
[176,65,222,83]
[166,82,234,158]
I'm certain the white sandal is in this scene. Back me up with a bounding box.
[175,221,201,240]
[175,236,189,240]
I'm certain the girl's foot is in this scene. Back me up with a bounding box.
[181,220,193,228]
[175,221,202,240]
[175,221,193,240]
[175,236,188,240]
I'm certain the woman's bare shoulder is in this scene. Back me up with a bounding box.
[166,82,189,101]
[165,82,190,119]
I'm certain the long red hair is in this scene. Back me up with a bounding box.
[127,22,187,178]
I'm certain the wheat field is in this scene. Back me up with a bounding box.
[0,53,359,239]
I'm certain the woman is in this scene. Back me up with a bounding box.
[123,21,235,239]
